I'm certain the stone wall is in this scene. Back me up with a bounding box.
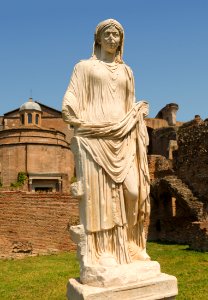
[149,175,205,243]
[146,117,208,251]
[173,120,208,203]
[190,221,208,252]
[151,127,178,158]
[145,118,168,129]
[148,155,173,181]
[0,191,79,258]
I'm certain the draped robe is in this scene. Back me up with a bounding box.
[62,59,150,259]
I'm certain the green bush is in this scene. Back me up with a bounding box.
[10,172,28,188]
[70,176,77,184]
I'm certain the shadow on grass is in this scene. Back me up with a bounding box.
[148,239,190,249]
[148,239,208,253]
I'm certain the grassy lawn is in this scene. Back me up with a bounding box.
[0,242,207,299]
[147,242,208,300]
[0,252,79,300]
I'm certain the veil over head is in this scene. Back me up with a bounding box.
[92,19,124,63]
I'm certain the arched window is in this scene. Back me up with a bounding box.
[35,114,39,124]
[28,113,32,124]
[21,114,24,125]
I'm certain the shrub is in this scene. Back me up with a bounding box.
[10,172,28,188]
[70,176,77,184]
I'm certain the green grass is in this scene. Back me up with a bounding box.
[0,242,207,299]
[147,242,208,300]
[0,252,79,300]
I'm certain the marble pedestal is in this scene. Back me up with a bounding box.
[67,225,178,299]
[67,273,178,300]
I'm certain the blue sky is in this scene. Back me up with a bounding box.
[1,0,208,121]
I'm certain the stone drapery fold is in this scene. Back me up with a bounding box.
[63,60,150,233]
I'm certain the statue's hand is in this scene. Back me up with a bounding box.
[141,101,149,117]
[66,117,82,127]
[62,109,82,127]
[136,100,149,117]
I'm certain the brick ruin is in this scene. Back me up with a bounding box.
[147,115,208,251]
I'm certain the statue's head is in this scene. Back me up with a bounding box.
[92,19,124,63]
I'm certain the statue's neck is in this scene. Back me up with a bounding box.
[100,49,116,63]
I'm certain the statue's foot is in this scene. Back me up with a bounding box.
[98,252,118,266]
[128,242,150,261]
[135,249,151,261]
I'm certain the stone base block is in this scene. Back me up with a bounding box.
[81,260,161,287]
[67,273,178,300]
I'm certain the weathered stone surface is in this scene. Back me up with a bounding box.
[70,225,161,288]
[148,155,173,181]
[152,175,204,220]
[149,175,208,250]
[174,119,208,203]
[155,103,179,126]
[67,273,178,300]
[151,126,178,159]
[63,18,151,267]
[0,192,79,258]
[80,260,161,288]
[12,241,33,254]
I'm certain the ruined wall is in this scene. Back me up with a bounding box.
[190,221,208,252]
[145,118,168,129]
[174,120,208,203]
[148,214,208,252]
[147,151,208,251]
[151,126,178,158]
[148,155,173,181]
[0,192,79,258]
[148,174,205,243]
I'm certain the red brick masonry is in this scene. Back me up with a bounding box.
[0,191,79,258]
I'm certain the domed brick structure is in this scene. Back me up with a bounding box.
[0,98,74,192]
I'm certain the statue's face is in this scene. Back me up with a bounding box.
[99,25,120,54]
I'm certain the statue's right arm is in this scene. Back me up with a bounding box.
[62,91,81,126]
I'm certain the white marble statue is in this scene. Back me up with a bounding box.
[62,19,151,267]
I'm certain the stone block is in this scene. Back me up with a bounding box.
[67,273,178,300]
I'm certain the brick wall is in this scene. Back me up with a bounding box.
[0,129,74,191]
[148,175,206,246]
[41,117,73,143]
[151,127,178,158]
[174,120,208,203]
[145,118,168,129]
[148,155,173,181]
[0,192,79,258]
[148,123,208,250]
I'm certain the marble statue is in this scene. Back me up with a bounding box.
[62,19,178,299]
[62,18,150,264]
